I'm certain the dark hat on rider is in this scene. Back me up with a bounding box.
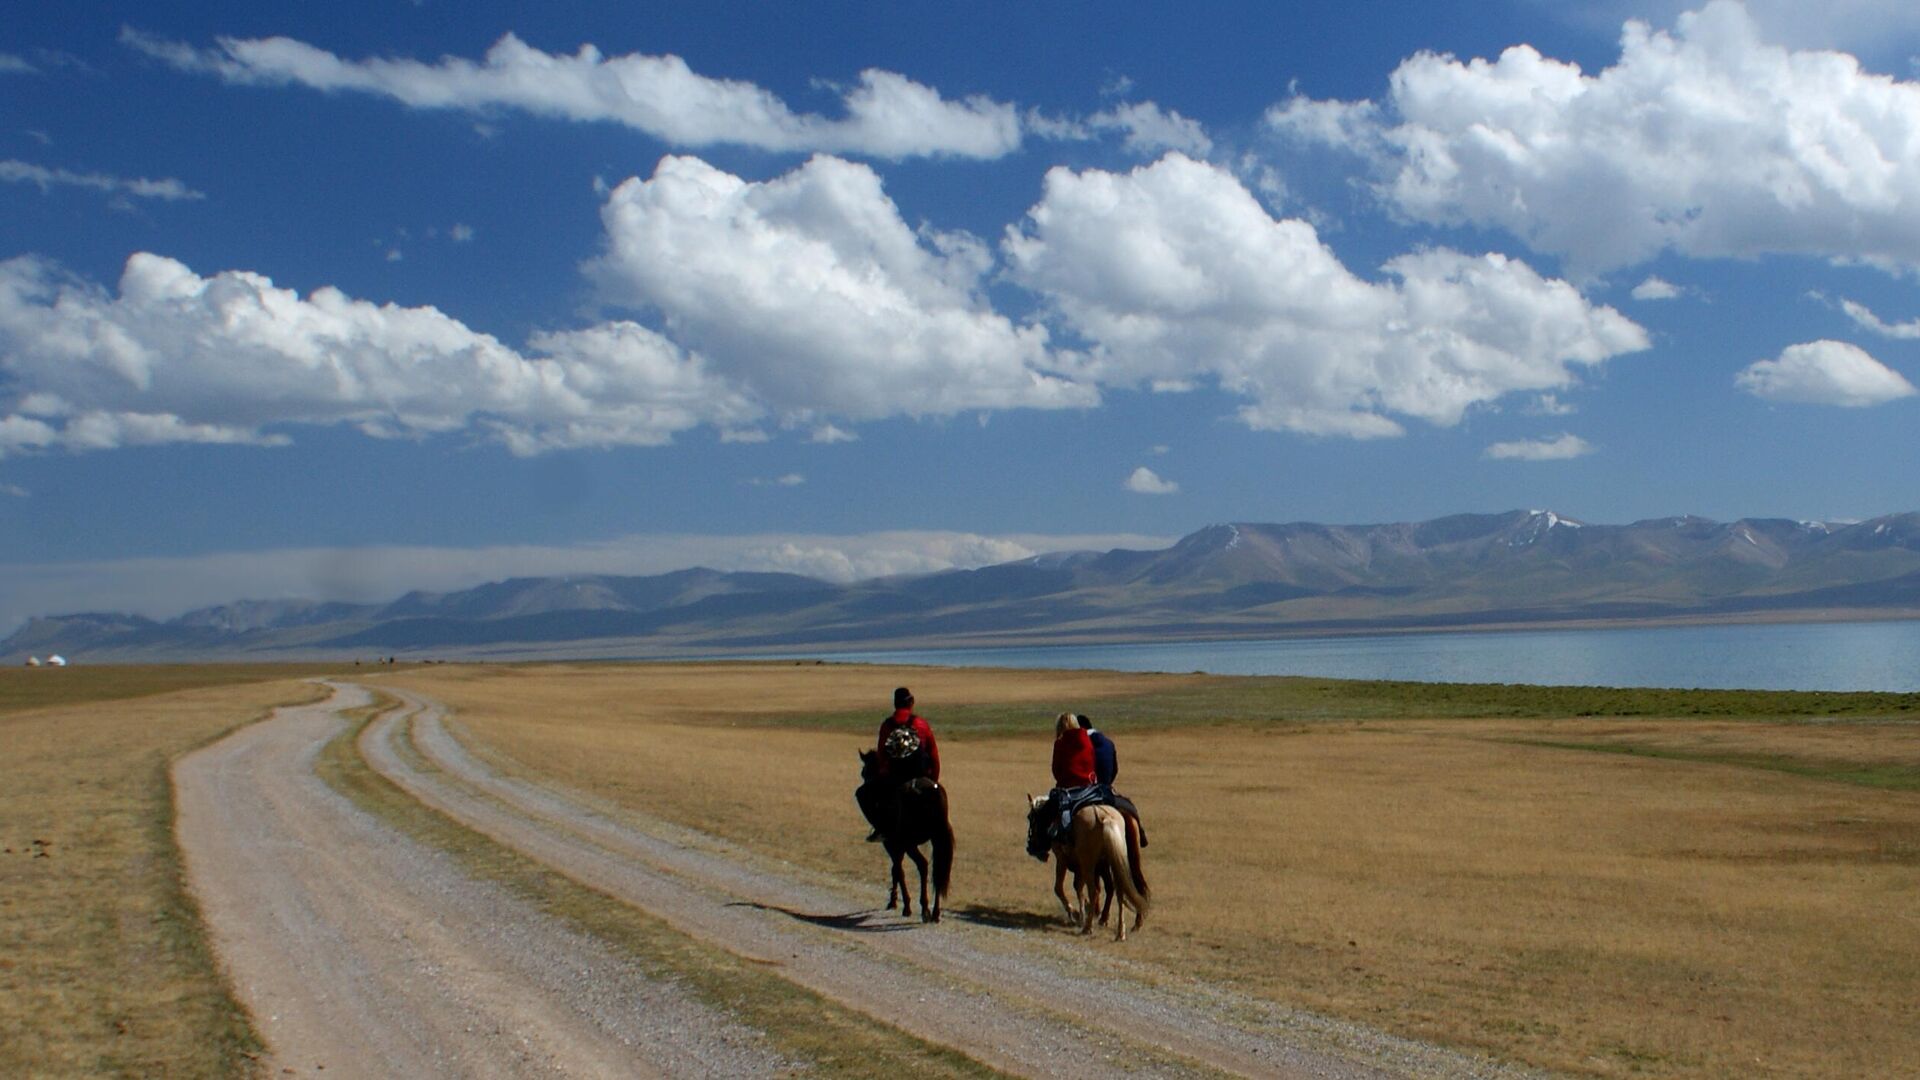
[893,686,914,709]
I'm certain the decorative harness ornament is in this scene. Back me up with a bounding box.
[883,727,923,760]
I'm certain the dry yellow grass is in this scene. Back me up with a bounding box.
[382,661,1920,1079]
[0,674,327,1078]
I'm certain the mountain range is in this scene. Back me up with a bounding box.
[9,510,1920,663]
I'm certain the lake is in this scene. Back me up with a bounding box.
[804,619,1920,693]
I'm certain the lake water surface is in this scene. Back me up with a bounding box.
[805,619,1920,693]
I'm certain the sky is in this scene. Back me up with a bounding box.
[4,0,1920,627]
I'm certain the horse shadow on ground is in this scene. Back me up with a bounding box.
[725,901,922,933]
[725,900,1059,933]
[947,903,1060,931]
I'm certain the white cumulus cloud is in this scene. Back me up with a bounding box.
[1271,1,1920,275]
[1736,339,1917,405]
[1002,153,1647,438]
[1483,432,1595,460]
[590,154,1095,425]
[124,29,1022,160]
[0,253,758,456]
[1125,466,1179,494]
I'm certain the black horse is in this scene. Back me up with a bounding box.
[858,749,954,922]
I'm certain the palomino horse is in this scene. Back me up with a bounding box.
[1026,794,1149,940]
[859,749,953,922]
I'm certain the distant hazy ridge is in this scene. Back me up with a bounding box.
[11,510,1920,661]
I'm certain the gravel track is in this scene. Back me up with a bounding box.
[366,683,1541,1080]
[173,684,790,1078]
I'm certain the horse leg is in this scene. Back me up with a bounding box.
[905,846,930,922]
[1098,862,1116,927]
[1079,860,1103,927]
[1052,857,1077,924]
[1077,853,1098,936]
[1072,818,1103,936]
[887,848,907,912]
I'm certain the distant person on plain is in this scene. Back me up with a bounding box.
[858,687,941,842]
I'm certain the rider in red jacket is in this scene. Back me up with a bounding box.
[876,687,941,784]
[1035,712,1099,842]
[859,687,940,841]
[1052,718,1095,788]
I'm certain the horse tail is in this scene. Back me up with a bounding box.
[932,787,954,900]
[1104,811,1149,925]
[1124,813,1149,900]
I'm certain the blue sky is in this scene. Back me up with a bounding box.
[3,1,1919,626]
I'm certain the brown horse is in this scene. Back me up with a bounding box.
[860,749,953,922]
[1026,794,1149,940]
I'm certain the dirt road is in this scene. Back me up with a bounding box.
[173,685,788,1078]
[177,682,1533,1078]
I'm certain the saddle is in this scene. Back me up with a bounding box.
[1027,784,1117,860]
[1057,783,1114,820]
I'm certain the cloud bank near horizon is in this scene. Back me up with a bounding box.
[0,529,1180,633]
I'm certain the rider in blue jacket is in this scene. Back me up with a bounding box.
[1079,715,1146,847]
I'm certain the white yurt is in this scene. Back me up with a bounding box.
[25,656,41,667]
[48,655,67,667]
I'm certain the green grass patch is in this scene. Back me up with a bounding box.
[0,663,364,715]
[1507,738,1920,791]
[316,694,1007,1080]
[762,675,1920,737]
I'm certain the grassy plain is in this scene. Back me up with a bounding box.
[0,666,346,1078]
[0,663,357,716]
[381,661,1920,1079]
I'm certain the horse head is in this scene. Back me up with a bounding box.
[1023,793,1051,861]
[859,747,880,782]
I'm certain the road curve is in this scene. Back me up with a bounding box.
[173,683,788,1078]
